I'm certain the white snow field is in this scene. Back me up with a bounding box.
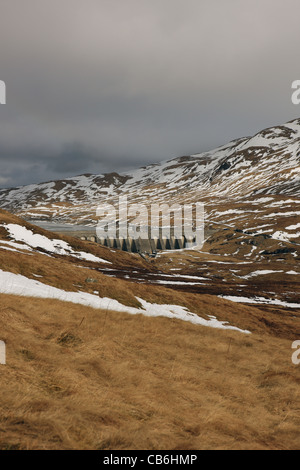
[0,269,250,334]
[1,224,111,264]
[219,295,300,309]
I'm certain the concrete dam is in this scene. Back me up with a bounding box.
[81,235,195,253]
[28,221,207,254]
[64,229,200,253]
[88,237,195,253]
[75,229,208,253]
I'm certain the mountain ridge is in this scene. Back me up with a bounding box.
[0,118,299,237]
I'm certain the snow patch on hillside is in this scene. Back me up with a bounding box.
[0,269,250,334]
[1,224,111,264]
[219,295,300,309]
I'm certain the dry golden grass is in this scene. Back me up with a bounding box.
[0,208,299,449]
[1,233,299,339]
[0,294,299,450]
[0,208,299,339]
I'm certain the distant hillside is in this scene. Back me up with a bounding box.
[0,118,299,211]
[0,119,299,254]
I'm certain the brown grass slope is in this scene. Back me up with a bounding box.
[0,295,299,450]
[0,209,299,449]
[2,208,299,338]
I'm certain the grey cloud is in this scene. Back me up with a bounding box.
[0,141,151,188]
[0,0,300,187]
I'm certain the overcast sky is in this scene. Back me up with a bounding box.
[0,0,300,188]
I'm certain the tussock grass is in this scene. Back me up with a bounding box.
[0,294,299,450]
[3,209,299,338]
[1,236,299,338]
[0,208,299,449]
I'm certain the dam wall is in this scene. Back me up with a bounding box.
[56,227,214,253]
[79,234,192,253]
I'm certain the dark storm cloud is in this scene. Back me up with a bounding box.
[0,142,143,187]
[0,0,300,187]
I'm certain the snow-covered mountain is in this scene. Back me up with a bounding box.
[0,114,300,311]
[0,118,299,242]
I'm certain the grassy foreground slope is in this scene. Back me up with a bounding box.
[0,209,299,449]
[0,294,299,450]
